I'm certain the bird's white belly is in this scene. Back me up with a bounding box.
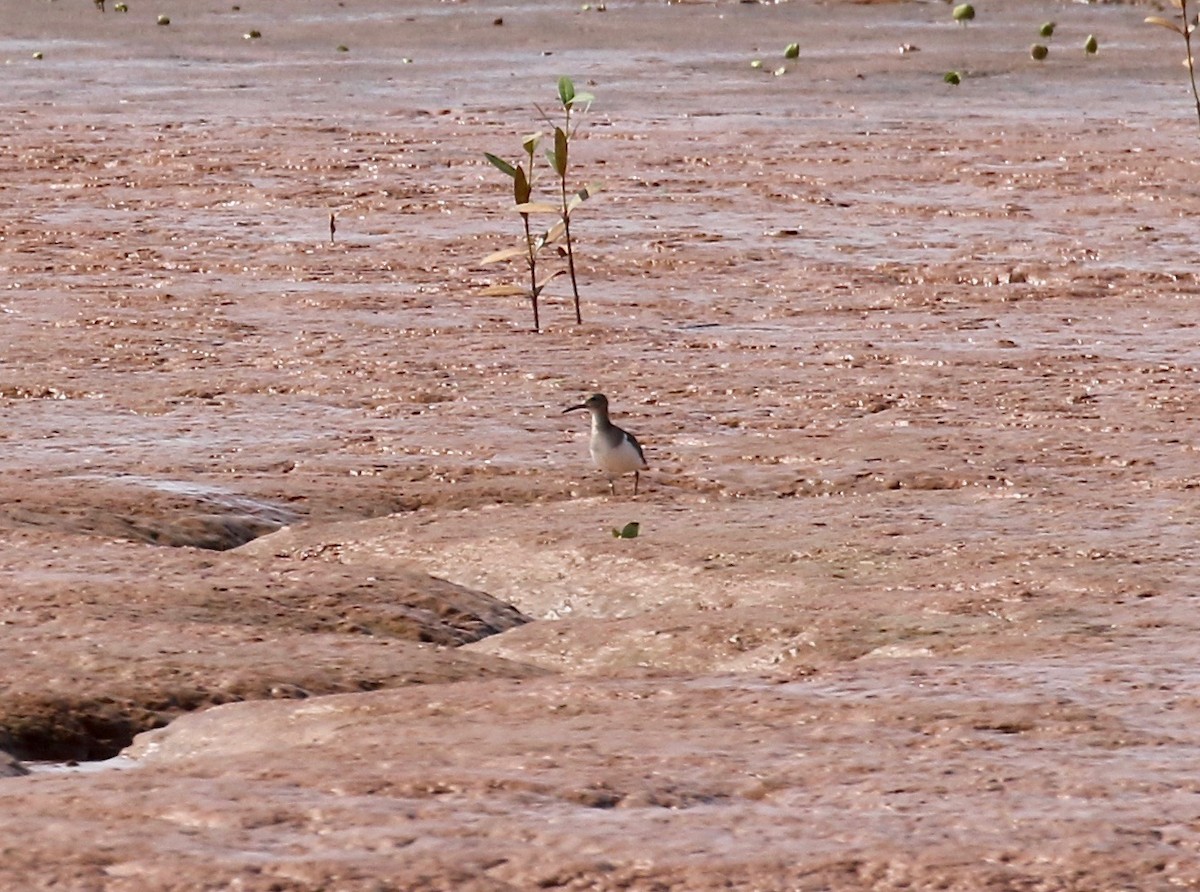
[590,435,646,474]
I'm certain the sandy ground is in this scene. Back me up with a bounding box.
[3,0,1200,887]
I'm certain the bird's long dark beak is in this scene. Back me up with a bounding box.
[563,404,586,414]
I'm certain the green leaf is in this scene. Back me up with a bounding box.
[611,522,640,539]
[1039,21,1056,38]
[552,127,568,178]
[952,3,974,23]
[514,166,532,205]
[1084,34,1098,54]
[944,70,962,85]
[522,132,541,157]
[784,42,799,59]
[572,90,595,107]
[543,219,567,244]
[558,76,575,108]
[484,153,517,179]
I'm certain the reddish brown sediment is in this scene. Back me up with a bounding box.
[2,0,1200,888]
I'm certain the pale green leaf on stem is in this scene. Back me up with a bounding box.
[515,201,559,214]
[566,182,603,213]
[481,246,526,265]
[558,76,575,108]
[536,269,565,292]
[1146,15,1185,33]
[480,283,529,297]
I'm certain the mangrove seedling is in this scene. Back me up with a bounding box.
[482,78,601,331]
[944,70,962,85]
[952,4,974,25]
[1085,34,1099,55]
[536,76,598,325]
[1039,22,1056,38]
[482,133,562,332]
[1147,1,1200,133]
[784,42,800,59]
[1030,44,1048,61]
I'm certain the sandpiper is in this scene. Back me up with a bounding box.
[563,393,649,495]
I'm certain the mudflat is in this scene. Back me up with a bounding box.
[3,0,1200,888]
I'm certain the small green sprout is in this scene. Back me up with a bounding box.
[952,4,974,25]
[611,522,640,539]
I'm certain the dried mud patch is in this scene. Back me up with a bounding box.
[0,475,295,550]
[0,527,540,760]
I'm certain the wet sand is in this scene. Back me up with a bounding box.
[3,0,1200,887]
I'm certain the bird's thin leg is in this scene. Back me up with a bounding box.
[634,471,640,496]
[609,477,616,496]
